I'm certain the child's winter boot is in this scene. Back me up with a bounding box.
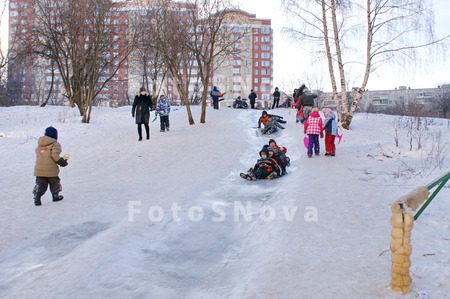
[53,195,64,202]
[34,195,42,206]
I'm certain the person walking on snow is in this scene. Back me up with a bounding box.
[322,107,337,156]
[33,126,68,206]
[304,108,323,157]
[132,87,153,141]
[156,95,171,132]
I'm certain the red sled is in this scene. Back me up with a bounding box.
[303,136,309,148]
[296,106,304,123]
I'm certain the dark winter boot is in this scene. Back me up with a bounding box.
[53,195,64,202]
[34,195,42,206]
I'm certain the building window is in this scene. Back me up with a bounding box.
[254,37,258,42]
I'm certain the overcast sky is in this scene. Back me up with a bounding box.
[237,0,450,92]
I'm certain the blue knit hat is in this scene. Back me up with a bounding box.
[45,126,58,140]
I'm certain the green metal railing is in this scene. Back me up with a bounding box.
[414,171,450,220]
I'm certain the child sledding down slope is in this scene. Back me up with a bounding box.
[267,139,290,175]
[240,147,281,181]
[261,116,285,135]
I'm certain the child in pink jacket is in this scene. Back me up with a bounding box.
[303,108,323,157]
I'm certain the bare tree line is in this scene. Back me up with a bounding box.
[2,0,249,124]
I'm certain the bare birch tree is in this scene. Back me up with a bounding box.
[282,0,449,129]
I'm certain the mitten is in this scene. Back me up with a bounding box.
[132,113,135,118]
[320,133,324,138]
[57,157,68,167]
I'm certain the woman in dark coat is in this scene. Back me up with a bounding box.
[132,87,153,141]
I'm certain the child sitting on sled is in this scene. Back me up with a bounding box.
[267,139,290,174]
[261,116,285,135]
[240,147,280,180]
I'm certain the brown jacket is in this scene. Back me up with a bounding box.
[34,136,63,177]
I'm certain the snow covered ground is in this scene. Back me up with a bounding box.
[0,105,449,299]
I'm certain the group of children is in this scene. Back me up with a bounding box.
[240,139,290,181]
[257,110,287,135]
[303,107,337,157]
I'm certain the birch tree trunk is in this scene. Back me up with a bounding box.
[321,0,341,119]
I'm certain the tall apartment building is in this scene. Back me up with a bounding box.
[7,0,273,106]
[211,10,273,102]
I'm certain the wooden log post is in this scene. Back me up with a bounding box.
[390,186,428,294]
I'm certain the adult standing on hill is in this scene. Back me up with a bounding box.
[210,86,224,110]
[248,89,258,109]
[300,87,318,122]
[132,87,153,141]
[272,87,280,109]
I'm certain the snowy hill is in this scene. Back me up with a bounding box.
[0,105,449,299]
